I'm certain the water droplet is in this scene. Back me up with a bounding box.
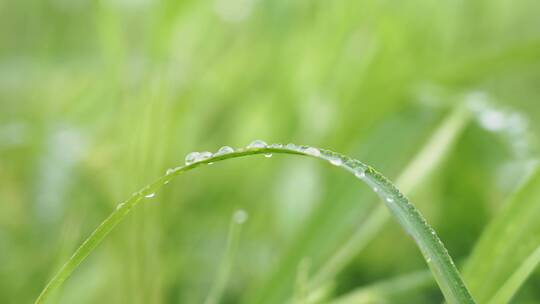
[386,197,394,203]
[373,187,379,192]
[265,153,273,158]
[145,193,156,198]
[185,152,200,165]
[199,151,213,160]
[185,151,213,165]
[164,180,170,185]
[479,109,506,131]
[116,202,125,210]
[247,139,267,149]
[233,209,249,224]
[426,257,432,263]
[269,143,283,148]
[286,143,297,150]
[166,168,175,175]
[303,147,321,157]
[354,169,366,179]
[329,157,343,166]
[215,145,234,156]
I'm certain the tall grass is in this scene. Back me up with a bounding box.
[3,0,540,303]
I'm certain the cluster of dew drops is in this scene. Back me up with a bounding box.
[119,140,396,214]
[166,139,370,183]
[180,139,355,166]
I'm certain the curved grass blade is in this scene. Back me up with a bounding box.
[463,164,540,304]
[309,104,471,290]
[35,143,475,304]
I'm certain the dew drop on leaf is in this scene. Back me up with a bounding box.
[247,139,267,149]
[286,143,297,150]
[354,169,366,179]
[185,152,200,165]
[329,157,343,166]
[199,151,213,160]
[303,147,321,157]
[215,146,234,156]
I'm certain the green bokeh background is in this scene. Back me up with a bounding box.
[1,0,540,303]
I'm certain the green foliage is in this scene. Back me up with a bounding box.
[464,167,540,303]
[3,0,540,303]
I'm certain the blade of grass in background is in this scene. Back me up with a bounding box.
[463,164,540,304]
[292,258,311,304]
[204,209,248,304]
[330,269,433,304]
[35,143,475,304]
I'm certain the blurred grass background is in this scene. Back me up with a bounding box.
[1,0,540,303]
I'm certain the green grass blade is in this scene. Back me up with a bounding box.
[330,269,433,304]
[293,258,311,304]
[35,143,475,304]
[309,105,471,289]
[463,164,540,303]
[204,209,248,304]
[358,161,474,303]
[489,244,540,304]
